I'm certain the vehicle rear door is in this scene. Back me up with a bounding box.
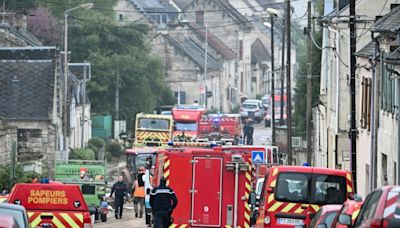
[191,157,223,227]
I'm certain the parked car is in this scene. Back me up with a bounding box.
[305,204,342,228]
[0,203,30,228]
[240,99,264,122]
[331,197,363,228]
[338,186,400,228]
[0,215,19,228]
[261,95,270,110]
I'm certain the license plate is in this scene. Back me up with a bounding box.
[277,218,304,225]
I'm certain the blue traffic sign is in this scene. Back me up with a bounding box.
[252,151,265,164]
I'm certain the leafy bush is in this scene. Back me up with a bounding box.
[106,141,123,157]
[69,148,96,160]
[104,151,112,162]
[87,137,105,158]
[0,164,40,192]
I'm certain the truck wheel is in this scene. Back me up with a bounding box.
[101,213,107,222]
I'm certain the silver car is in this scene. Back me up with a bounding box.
[0,203,30,228]
[240,100,264,123]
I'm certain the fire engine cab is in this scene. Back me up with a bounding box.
[8,180,92,228]
[153,142,259,228]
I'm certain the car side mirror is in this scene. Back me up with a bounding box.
[316,224,327,228]
[338,214,352,226]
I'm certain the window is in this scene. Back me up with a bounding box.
[174,91,186,104]
[138,118,170,130]
[381,58,397,113]
[274,172,347,205]
[240,72,244,92]
[196,11,204,27]
[81,185,95,195]
[239,40,243,60]
[175,122,197,131]
[119,14,123,21]
[275,173,309,203]
[361,77,371,130]
[354,191,382,227]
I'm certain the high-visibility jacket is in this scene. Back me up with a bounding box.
[134,180,145,197]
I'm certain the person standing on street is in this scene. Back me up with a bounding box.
[150,177,178,228]
[110,175,128,219]
[133,166,146,218]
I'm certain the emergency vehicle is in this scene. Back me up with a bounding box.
[153,142,258,228]
[54,160,108,222]
[134,113,173,146]
[8,181,92,228]
[172,105,205,141]
[198,114,242,145]
[121,147,158,190]
[253,166,354,228]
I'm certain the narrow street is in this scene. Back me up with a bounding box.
[94,124,271,227]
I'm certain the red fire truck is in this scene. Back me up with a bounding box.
[198,114,242,144]
[265,93,287,127]
[153,142,258,227]
[252,166,354,228]
[172,105,205,141]
[8,181,92,228]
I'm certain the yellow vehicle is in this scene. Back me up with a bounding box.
[134,113,173,146]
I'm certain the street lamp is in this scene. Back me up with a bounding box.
[63,3,93,155]
[266,8,277,146]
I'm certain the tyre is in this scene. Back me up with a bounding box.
[101,213,107,222]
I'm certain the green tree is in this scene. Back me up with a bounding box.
[32,1,174,129]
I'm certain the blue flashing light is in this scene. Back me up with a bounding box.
[303,162,310,167]
[167,141,174,146]
[40,178,49,184]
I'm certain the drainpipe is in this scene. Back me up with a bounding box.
[328,25,340,167]
[370,32,379,190]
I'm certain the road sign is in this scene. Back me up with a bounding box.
[252,151,265,164]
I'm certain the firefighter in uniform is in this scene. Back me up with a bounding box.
[110,175,128,219]
[150,177,178,228]
[133,166,146,218]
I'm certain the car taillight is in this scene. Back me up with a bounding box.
[370,218,383,228]
[84,216,92,228]
[264,216,270,224]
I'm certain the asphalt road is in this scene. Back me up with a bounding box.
[95,123,271,227]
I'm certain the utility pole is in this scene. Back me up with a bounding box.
[280,18,285,126]
[286,0,293,165]
[349,0,357,192]
[115,65,120,120]
[270,14,276,146]
[81,61,87,148]
[203,24,208,108]
[306,1,312,164]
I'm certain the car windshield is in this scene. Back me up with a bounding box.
[0,208,25,228]
[242,104,257,109]
[175,122,197,131]
[135,154,155,170]
[138,118,170,130]
[275,172,347,205]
